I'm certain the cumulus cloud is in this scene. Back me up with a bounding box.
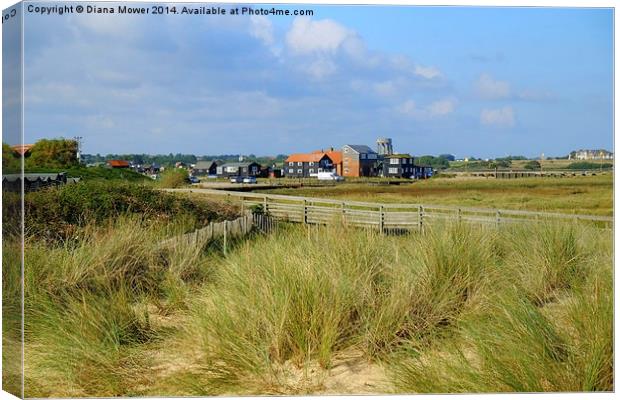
[304,58,338,80]
[476,73,511,99]
[249,15,274,46]
[414,65,442,79]
[390,55,443,81]
[480,106,515,127]
[397,97,457,118]
[286,16,355,55]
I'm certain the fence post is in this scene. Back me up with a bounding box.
[379,205,385,234]
[223,220,228,255]
[302,199,308,224]
[496,210,501,228]
[263,196,268,214]
[457,208,462,223]
[418,205,424,233]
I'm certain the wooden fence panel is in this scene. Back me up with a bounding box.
[165,188,613,230]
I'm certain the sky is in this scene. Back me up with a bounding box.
[10,3,615,158]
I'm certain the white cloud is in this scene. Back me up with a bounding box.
[414,65,442,79]
[428,98,457,116]
[305,58,338,80]
[476,73,511,99]
[286,16,354,55]
[480,106,515,127]
[397,97,456,118]
[249,15,274,47]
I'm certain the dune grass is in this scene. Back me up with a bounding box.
[169,220,611,395]
[16,214,612,396]
[20,215,230,397]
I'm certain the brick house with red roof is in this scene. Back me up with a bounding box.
[284,152,335,178]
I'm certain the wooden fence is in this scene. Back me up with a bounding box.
[160,212,254,254]
[167,188,613,232]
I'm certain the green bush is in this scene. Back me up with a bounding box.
[524,160,541,170]
[568,162,612,170]
[159,169,189,188]
[3,180,239,240]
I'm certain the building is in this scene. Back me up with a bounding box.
[193,160,222,176]
[106,160,130,168]
[382,154,414,178]
[569,149,614,160]
[412,165,433,179]
[216,162,261,178]
[2,172,79,192]
[284,153,334,178]
[11,144,34,156]
[342,145,379,177]
[376,138,393,156]
[308,148,343,176]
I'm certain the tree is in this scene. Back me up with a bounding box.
[25,138,79,169]
[523,160,541,170]
[2,143,20,172]
[438,154,455,161]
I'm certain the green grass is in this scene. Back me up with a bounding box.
[261,174,613,216]
[13,213,612,396]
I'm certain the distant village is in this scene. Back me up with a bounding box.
[4,139,614,190]
[96,137,435,181]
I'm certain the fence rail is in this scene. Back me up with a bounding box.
[159,212,254,253]
[166,188,613,231]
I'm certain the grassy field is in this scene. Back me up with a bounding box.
[260,174,613,216]
[8,216,612,396]
[3,173,613,396]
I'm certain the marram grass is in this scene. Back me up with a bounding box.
[11,216,613,396]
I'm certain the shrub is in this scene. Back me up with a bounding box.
[3,180,239,241]
[568,162,612,170]
[159,169,189,188]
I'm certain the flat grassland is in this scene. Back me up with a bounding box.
[262,174,613,216]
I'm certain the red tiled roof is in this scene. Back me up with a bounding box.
[11,144,34,156]
[286,153,328,163]
[107,160,129,167]
[325,150,342,164]
[287,150,343,164]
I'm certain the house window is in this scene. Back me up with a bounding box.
[309,162,314,166]
[390,158,399,164]
[297,169,302,174]
[309,168,314,173]
[289,162,294,166]
[361,153,367,159]
[297,162,302,166]
[288,169,294,174]
[389,168,398,174]
[368,154,377,159]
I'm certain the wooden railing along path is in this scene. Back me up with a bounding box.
[166,188,613,231]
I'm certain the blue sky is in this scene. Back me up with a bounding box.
[15,3,614,157]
